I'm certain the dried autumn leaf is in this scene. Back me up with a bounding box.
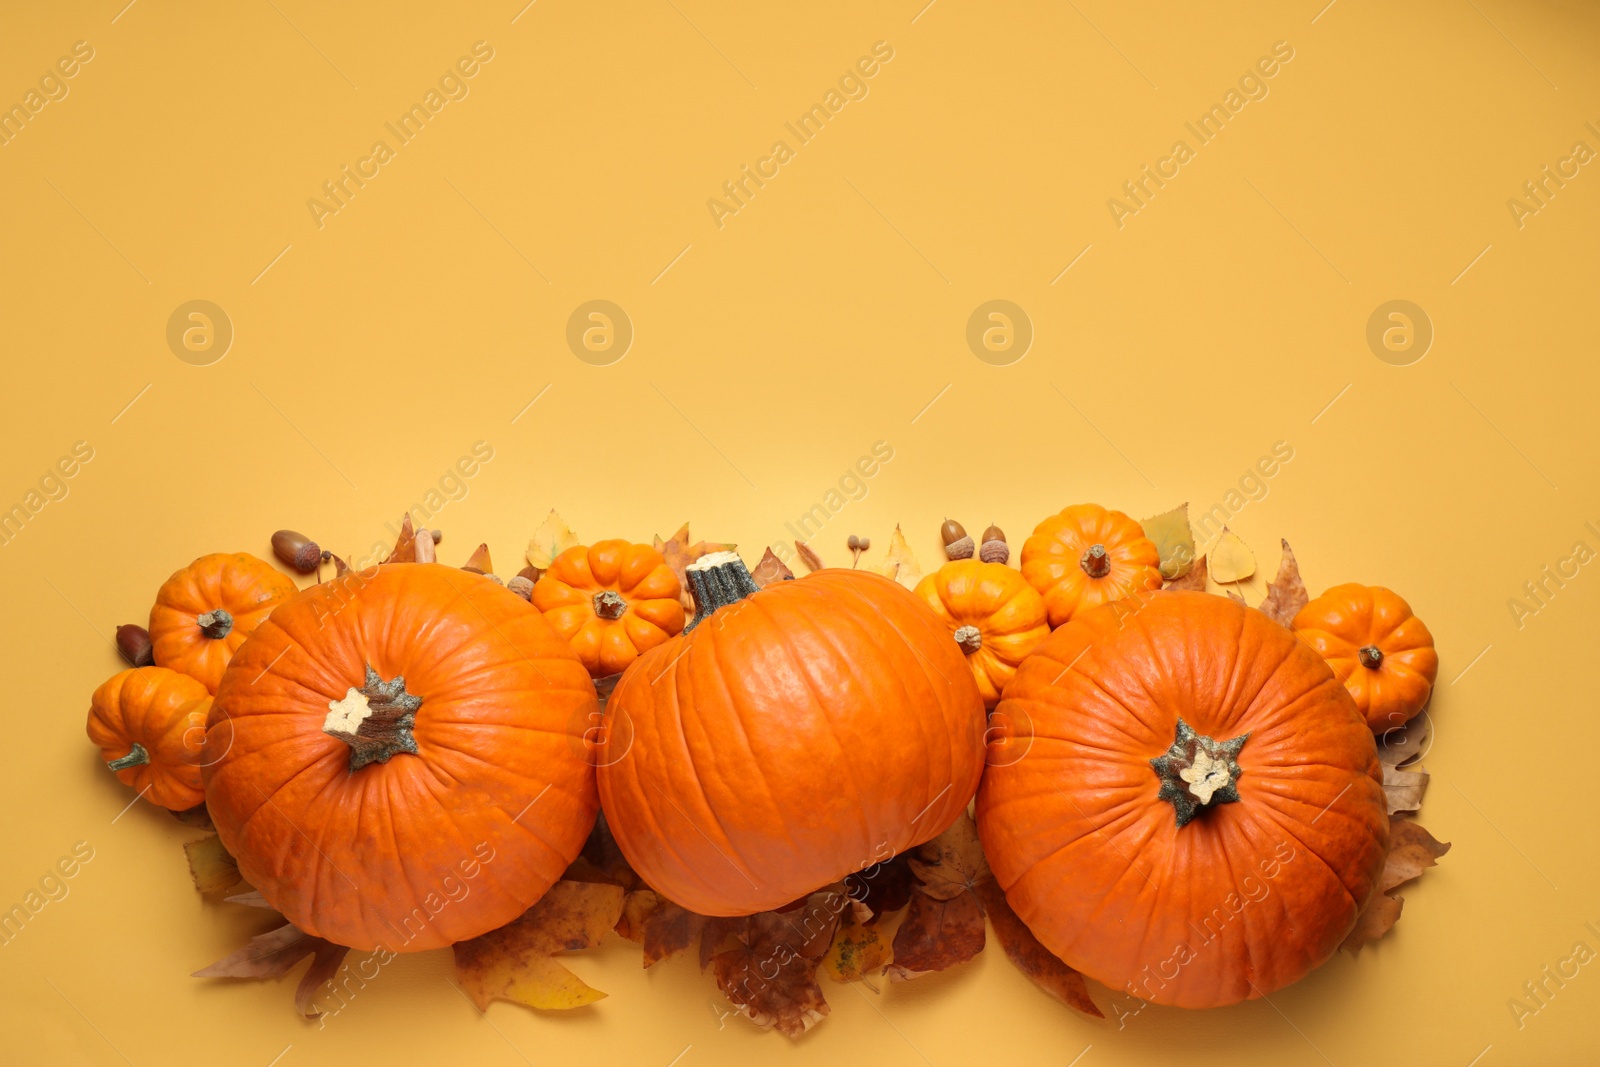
[974,881,1102,1017]
[907,812,990,901]
[1256,539,1308,627]
[873,524,922,589]
[823,904,893,983]
[225,889,274,909]
[171,803,214,830]
[462,543,493,575]
[185,834,246,898]
[888,890,986,980]
[616,889,707,967]
[1383,762,1429,815]
[1142,504,1196,580]
[1377,708,1431,768]
[794,540,824,572]
[1342,818,1450,954]
[384,514,425,564]
[567,813,639,890]
[708,891,843,1038]
[657,523,738,611]
[1209,527,1256,585]
[452,880,625,1011]
[526,509,580,571]
[1163,554,1208,592]
[842,853,914,919]
[192,922,349,1020]
[751,547,794,587]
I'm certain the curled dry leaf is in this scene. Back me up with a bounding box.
[751,547,794,588]
[461,543,493,575]
[1342,818,1450,954]
[794,540,824,572]
[1141,504,1196,580]
[707,890,844,1038]
[890,812,990,979]
[1209,527,1256,585]
[906,811,990,901]
[224,889,274,909]
[1163,554,1208,592]
[1377,708,1431,768]
[873,524,923,590]
[615,888,707,968]
[452,880,626,1011]
[526,509,580,572]
[656,523,738,611]
[192,922,349,1019]
[1256,539,1308,627]
[171,803,214,830]
[974,881,1102,1018]
[822,903,893,983]
[185,834,246,898]
[384,514,428,564]
[1382,763,1430,815]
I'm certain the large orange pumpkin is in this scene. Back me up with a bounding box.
[912,560,1049,707]
[150,553,296,692]
[532,540,685,678]
[86,667,212,810]
[598,552,986,917]
[205,563,599,952]
[1020,504,1162,627]
[978,591,1388,1009]
[1292,583,1438,735]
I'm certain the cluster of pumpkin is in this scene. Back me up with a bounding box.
[84,504,1439,1013]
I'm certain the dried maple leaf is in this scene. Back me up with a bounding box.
[1377,708,1431,766]
[873,524,922,589]
[1163,554,1208,592]
[889,812,990,979]
[462,543,493,574]
[185,834,247,898]
[615,888,707,967]
[1382,763,1429,815]
[526,509,580,572]
[1256,539,1308,626]
[907,812,990,901]
[452,880,625,1011]
[1342,818,1450,953]
[1142,504,1196,580]
[1209,527,1256,585]
[974,881,1102,1017]
[794,540,824,572]
[751,547,794,587]
[193,922,349,1019]
[707,890,843,1038]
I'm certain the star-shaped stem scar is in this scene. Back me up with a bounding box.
[1149,717,1249,828]
[322,665,422,771]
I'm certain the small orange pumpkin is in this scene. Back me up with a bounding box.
[1021,504,1162,627]
[533,540,685,678]
[86,667,212,810]
[150,553,296,692]
[913,560,1049,707]
[1293,583,1438,734]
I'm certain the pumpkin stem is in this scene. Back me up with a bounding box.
[1358,645,1384,669]
[685,551,760,631]
[322,665,422,771]
[1080,544,1111,579]
[196,609,234,639]
[107,743,149,772]
[1149,718,1249,828]
[953,625,983,654]
[593,590,627,620]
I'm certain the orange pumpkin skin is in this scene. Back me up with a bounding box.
[913,560,1050,707]
[977,592,1388,1009]
[205,563,599,952]
[1293,583,1438,735]
[598,564,986,917]
[87,667,212,810]
[532,540,685,678]
[150,553,297,692]
[1020,504,1162,627]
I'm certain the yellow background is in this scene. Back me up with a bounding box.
[3,0,1597,1063]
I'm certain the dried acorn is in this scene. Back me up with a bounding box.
[978,524,1009,564]
[271,529,322,574]
[941,519,975,560]
[506,575,535,600]
[115,624,155,667]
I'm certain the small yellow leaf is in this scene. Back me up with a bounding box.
[1209,527,1256,584]
[525,510,580,571]
[823,907,892,983]
[1141,504,1196,580]
[185,834,245,898]
[873,525,922,589]
[453,880,624,1012]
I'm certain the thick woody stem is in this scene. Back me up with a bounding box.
[197,609,234,639]
[593,590,627,620]
[323,665,422,771]
[1080,544,1111,579]
[107,743,149,772]
[953,625,983,654]
[1358,645,1384,669]
[685,551,760,631]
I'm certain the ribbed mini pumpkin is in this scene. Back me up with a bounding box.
[150,552,297,692]
[86,666,212,810]
[598,553,986,916]
[912,560,1049,707]
[978,591,1389,1009]
[205,563,599,952]
[1292,583,1438,734]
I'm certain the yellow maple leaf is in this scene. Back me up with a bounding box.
[872,524,922,589]
[452,880,624,1011]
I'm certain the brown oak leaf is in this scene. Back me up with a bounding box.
[975,881,1102,1017]
[193,922,349,1019]
[707,890,844,1037]
[452,880,625,1011]
[751,547,794,587]
[1163,554,1208,591]
[1256,539,1308,626]
[185,834,247,898]
[1342,818,1450,953]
